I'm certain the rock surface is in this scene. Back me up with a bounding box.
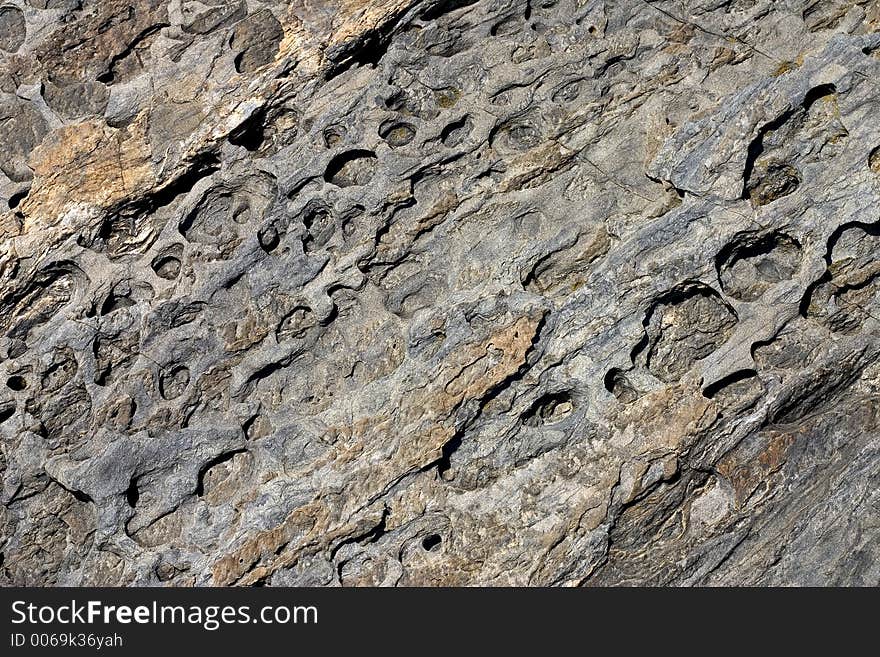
[1,0,879,586]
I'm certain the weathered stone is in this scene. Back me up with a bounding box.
[1,0,879,587]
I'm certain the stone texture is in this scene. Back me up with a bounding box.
[1,0,879,586]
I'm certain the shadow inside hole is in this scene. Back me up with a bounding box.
[422,534,442,551]
[522,391,574,426]
[6,375,26,391]
[126,476,140,508]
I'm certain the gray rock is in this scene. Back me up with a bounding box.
[1,0,879,586]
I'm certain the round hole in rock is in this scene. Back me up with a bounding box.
[276,305,315,341]
[490,119,542,154]
[716,231,802,302]
[152,255,182,280]
[522,391,575,426]
[159,366,190,400]
[126,477,140,508]
[490,15,523,37]
[231,199,252,224]
[745,160,800,206]
[435,87,461,108]
[100,293,135,316]
[258,224,280,253]
[604,368,639,404]
[378,120,416,148]
[8,188,28,209]
[422,534,442,551]
[641,283,738,383]
[6,375,26,391]
[300,202,335,253]
[323,125,346,148]
[152,244,184,280]
[869,146,880,174]
[230,9,283,74]
[324,150,377,187]
[441,115,471,147]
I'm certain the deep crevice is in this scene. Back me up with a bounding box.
[702,369,758,399]
[126,476,140,508]
[420,0,478,21]
[330,506,390,563]
[434,429,463,479]
[0,404,15,424]
[96,23,169,84]
[741,84,836,200]
[228,106,269,151]
[325,14,401,81]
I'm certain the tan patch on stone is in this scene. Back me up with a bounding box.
[616,382,716,453]
[211,309,545,585]
[23,119,153,227]
[717,429,796,507]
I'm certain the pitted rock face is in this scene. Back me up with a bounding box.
[1,0,880,586]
